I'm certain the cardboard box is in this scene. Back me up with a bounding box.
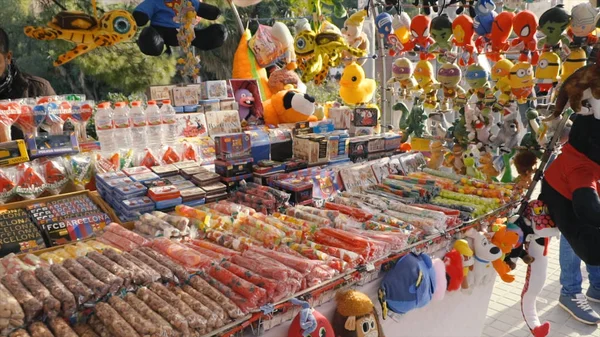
[214,133,252,160]
[0,140,29,166]
[329,106,353,129]
[205,110,242,136]
[353,107,379,126]
[148,85,175,102]
[200,81,229,100]
[172,86,200,107]
[175,112,208,139]
[293,135,329,165]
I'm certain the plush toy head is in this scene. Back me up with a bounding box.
[567,114,600,165]
[490,11,514,45]
[538,4,571,46]
[444,249,464,291]
[262,89,316,126]
[465,64,489,89]
[414,60,435,87]
[437,63,461,87]
[334,290,383,337]
[570,2,598,38]
[513,10,538,42]
[343,10,368,41]
[491,225,520,254]
[508,62,534,90]
[379,252,435,316]
[535,52,561,83]
[466,228,502,262]
[268,68,306,94]
[392,12,411,45]
[410,15,432,44]
[430,14,453,49]
[491,59,514,81]
[288,299,334,337]
[391,58,413,81]
[375,13,394,40]
[339,62,376,105]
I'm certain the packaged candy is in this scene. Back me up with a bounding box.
[15,162,45,199]
[150,164,179,177]
[150,237,213,270]
[160,146,181,165]
[151,211,190,232]
[66,153,93,189]
[97,231,139,252]
[139,149,161,168]
[105,223,150,246]
[208,264,267,306]
[139,213,181,238]
[0,167,17,204]
[220,261,284,302]
[15,103,37,136]
[182,142,198,162]
[38,157,69,195]
[122,166,152,176]
[71,100,93,141]
[45,101,70,135]
[0,101,21,142]
[188,239,240,257]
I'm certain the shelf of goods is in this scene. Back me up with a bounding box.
[0,167,521,337]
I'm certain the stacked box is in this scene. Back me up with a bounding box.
[0,208,45,257]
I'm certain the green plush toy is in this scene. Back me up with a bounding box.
[401,98,427,143]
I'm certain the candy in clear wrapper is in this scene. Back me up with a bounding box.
[0,167,17,204]
[16,162,45,199]
[66,153,93,189]
[161,145,181,164]
[15,103,37,136]
[139,149,161,168]
[38,157,69,195]
[182,142,197,161]
[0,101,21,142]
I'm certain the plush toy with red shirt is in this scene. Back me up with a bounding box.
[539,113,600,266]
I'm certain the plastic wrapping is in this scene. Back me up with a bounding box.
[169,285,221,329]
[49,263,94,304]
[63,243,96,258]
[149,282,207,332]
[0,101,21,142]
[123,293,177,337]
[234,215,288,247]
[2,274,43,322]
[107,296,159,336]
[212,201,256,215]
[87,251,133,288]
[220,261,285,302]
[120,252,162,283]
[197,272,255,315]
[15,162,45,199]
[236,252,302,292]
[305,240,364,268]
[76,257,123,294]
[208,264,267,306]
[152,211,190,232]
[72,323,101,337]
[38,157,69,195]
[137,287,190,335]
[34,267,77,317]
[324,202,373,222]
[386,209,441,234]
[175,205,209,221]
[189,275,245,319]
[184,243,226,261]
[88,315,111,337]
[47,317,78,337]
[105,223,149,246]
[181,285,229,323]
[66,153,93,189]
[150,237,212,270]
[95,302,141,337]
[251,246,335,285]
[347,228,408,251]
[102,248,153,286]
[205,230,252,252]
[28,321,53,337]
[242,182,290,204]
[287,242,348,272]
[18,270,61,318]
[1,254,35,276]
[295,205,339,223]
[138,247,190,283]
[313,228,374,259]
[285,208,331,227]
[0,282,25,335]
[62,259,110,300]
[0,167,17,204]
[130,250,174,283]
[97,231,138,252]
[188,239,240,257]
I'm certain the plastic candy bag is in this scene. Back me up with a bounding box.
[37,157,69,195]
[0,101,21,142]
[150,237,212,270]
[66,153,93,189]
[15,162,45,199]
[139,148,161,168]
[208,264,267,306]
[0,167,17,204]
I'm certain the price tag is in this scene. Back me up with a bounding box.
[365,263,375,272]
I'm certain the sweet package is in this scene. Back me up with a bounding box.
[0,208,46,256]
[214,133,252,161]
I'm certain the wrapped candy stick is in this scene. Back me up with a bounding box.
[295,205,339,223]
[150,238,212,270]
[0,101,21,142]
[324,202,373,222]
[188,239,240,257]
[305,240,363,268]
[208,264,267,306]
[205,230,253,251]
[71,101,94,141]
[253,214,304,242]
[234,216,288,247]
[220,261,283,302]
[285,208,331,227]
[45,101,71,135]
[288,242,348,272]
[175,205,209,221]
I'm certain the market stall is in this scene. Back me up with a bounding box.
[0,0,592,336]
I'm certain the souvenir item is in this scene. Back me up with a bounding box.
[478,11,514,62]
[537,4,571,52]
[413,60,438,109]
[430,14,453,61]
[339,62,376,106]
[436,63,465,111]
[334,290,383,337]
[387,58,416,99]
[508,62,535,104]
[510,10,539,64]
[402,15,435,60]
[452,15,476,66]
[535,52,561,95]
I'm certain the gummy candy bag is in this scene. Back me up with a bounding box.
[66,153,93,190]
[0,167,17,204]
[161,145,181,164]
[37,157,69,195]
[138,148,160,168]
[182,142,197,161]
[15,162,45,199]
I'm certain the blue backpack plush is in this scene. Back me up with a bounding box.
[378,252,436,317]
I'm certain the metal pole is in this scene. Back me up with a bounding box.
[227,0,245,34]
[370,2,388,128]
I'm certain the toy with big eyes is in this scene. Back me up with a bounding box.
[387,57,417,99]
[430,14,453,62]
[535,52,561,95]
[569,2,599,48]
[403,15,435,60]
[375,12,403,55]
[452,14,476,66]
[458,64,495,109]
[436,63,466,112]
[413,60,438,109]
[473,0,497,38]
[537,4,571,54]
[491,59,514,111]
[508,62,534,105]
[510,10,539,65]
[478,11,514,62]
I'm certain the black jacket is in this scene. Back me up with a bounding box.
[0,67,56,140]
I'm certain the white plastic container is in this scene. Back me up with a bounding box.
[95,102,116,153]
[129,101,147,150]
[146,100,163,147]
[160,99,178,145]
[112,101,132,149]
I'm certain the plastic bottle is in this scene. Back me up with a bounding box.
[160,99,178,145]
[145,100,162,147]
[95,102,116,153]
[129,101,147,150]
[112,101,132,149]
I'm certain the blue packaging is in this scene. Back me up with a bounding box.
[245,128,270,163]
[113,182,148,199]
[155,197,183,210]
[130,172,160,184]
[184,199,206,207]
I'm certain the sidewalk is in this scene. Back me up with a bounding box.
[484,237,600,337]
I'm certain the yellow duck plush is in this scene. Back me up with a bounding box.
[339,62,376,105]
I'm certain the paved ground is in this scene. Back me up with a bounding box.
[484,237,600,337]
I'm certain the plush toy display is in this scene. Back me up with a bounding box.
[233,30,272,100]
[473,0,497,37]
[430,14,453,60]
[510,10,539,65]
[24,1,137,66]
[339,62,376,106]
[491,58,514,110]
[263,89,317,126]
[452,14,477,66]
[392,12,411,46]
[461,64,494,108]
[379,252,435,316]
[560,47,587,82]
[413,60,438,109]
[490,108,520,152]
[478,11,514,62]
[132,0,226,56]
[479,151,500,182]
[436,63,465,111]
[443,249,464,292]
[464,229,502,288]
[507,62,535,104]
[288,298,334,337]
[537,4,571,52]
[268,67,307,94]
[546,62,600,121]
[427,140,445,170]
[535,52,561,95]
[463,144,484,180]
[342,10,370,65]
[453,239,474,289]
[334,289,384,337]
[568,3,598,48]
[387,58,417,99]
[491,224,519,283]
[402,15,435,61]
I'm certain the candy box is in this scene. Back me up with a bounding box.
[221,173,253,192]
[155,197,183,211]
[184,199,206,207]
[214,133,252,160]
[148,185,181,202]
[113,182,148,199]
[268,128,292,162]
[219,98,237,111]
[200,81,229,100]
[39,212,111,247]
[151,164,179,177]
[142,178,173,188]
[0,140,29,167]
[348,138,369,157]
[201,182,227,196]
[172,180,196,191]
[180,187,206,202]
[164,174,187,183]
[192,172,221,186]
[245,128,270,163]
[121,196,155,213]
[199,99,221,112]
[0,209,46,256]
[329,106,353,130]
[368,136,385,153]
[214,157,254,177]
[205,192,228,204]
[130,172,160,184]
[123,166,152,176]
[174,160,199,169]
[253,170,285,186]
[104,177,135,190]
[353,107,379,126]
[384,133,401,151]
[26,133,79,159]
[181,166,207,179]
[272,178,313,204]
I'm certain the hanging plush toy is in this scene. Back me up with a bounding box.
[430,14,453,62]
[375,12,394,47]
[334,290,384,337]
[491,58,514,110]
[460,64,495,109]
[507,62,535,105]
[473,0,497,38]
[379,252,435,316]
[412,0,438,16]
[462,144,485,180]
[263,90,317,126]
[537,4,571,53]
[431,258,447,301]
[490,224,519,283]
[448,0,475,18]
[464,228,502,287]
[510,10,539,65]
[233,30,272,99]
[24,0,137,66]
[453,239,473,289]
[535,52,561,96]
[568,2,599,48]
[131,0,226,56]
[339,62,376,106]
[452,14,476,66]
[478,11,514,62]
[516,200,560,337]
[436,62,465,111]
[560,47,587,82]
[288,298,334,337]
[403,15,435,61]
[479,151,501,182]
[387,58,417,99]
[295,23,366,85]
[392,12,412,46]
[342,10,370,65]
[413,60,438,109]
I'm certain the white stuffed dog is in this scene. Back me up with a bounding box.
[465,228,503,287]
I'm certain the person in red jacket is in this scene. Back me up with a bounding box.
[540,113,600,324]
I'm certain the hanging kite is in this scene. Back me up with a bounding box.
[24,0,137,66]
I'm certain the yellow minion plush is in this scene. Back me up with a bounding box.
[535,51,561,94]
[491,59,514,108]
[508,62,535,104]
